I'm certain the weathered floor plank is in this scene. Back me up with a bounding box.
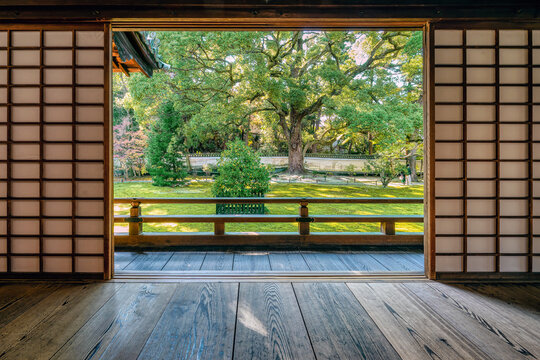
[200,252,234,271]
[459,284,540,315]
[234,283,315,360]
[293,282,401,360]
[162,252,207,271]
[369,253,423,271]
[114,252,139,270]
[338,253,391,272]
[405,282,538,360]
[301,253,350,271]
[233,253,271,271]
[0,283,123,360]
[347,283,487,359]
[124,252,174,271]
[51,283,175,360]
[138,283,238,360]
[268,252,310,271]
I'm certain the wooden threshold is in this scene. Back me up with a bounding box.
[113,270,427,282]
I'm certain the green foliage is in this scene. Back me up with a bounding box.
[366,154,405,188]
[146,102,188,186]
[212,140,271,197]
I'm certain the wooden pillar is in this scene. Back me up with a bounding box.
[214,221,225,235]
[299,201,310,235]
[381,221,395,235]
[129,201,142,236]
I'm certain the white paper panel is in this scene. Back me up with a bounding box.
[467,124,495,141]
[435,68,462,84]
[0,164,5,179]
[466,143,495,160]
[44,50,72,66]
[76,200,104,216]
[533,238,540,253]
[500,143,527,160]
[435,237,463,253]
[77,106,104,123]
[499,256,527,272]
[500,218,528,234]
[76,238,104,254]
[11,200,39,216]
[11,144,40,160]
[76,88,104,104]
[499,49,528,65]
[500,180,528,197]
[466,30,495,46]
[76,125,104,141]
[500,86,528,103]
[467,180,495,197]
[11,256,39,272]
[76,219,104,236]
[0,32,7,47]
[499,30,528,46]
[44,106,72,123]
[534,257,540,272]
[435,124,462,140]
[76,163,103,179]
[12,106,39,123]
[43,219,72,235]
[76,144,103,160]
[43,163,72,179]
[44,69,72,85]
[11,31,40,47]
[75,256,103,273]
[11,50,40,66]
[11,163,39,179]
[43,238,71,254]
[0,125,5,141]
[0,88,6,103]
[11,181,39,198]
[0,238,6,253]
[500,162,528,179]
[436,218,463,234]
[435,105,462,121]
[76,31,104,47]
[434,49,462,65]
[500,237,528,253]
[467,256,495,272]
[435,143,462,159]
[11,69,40,84]
[0,69,5,85]
[466,68,495,84]
[435,199,463,216]
[434,30,462,45]
[11,219,39,235]
[435,86,462,102]
[0,219,5,235]
[467,105,496,122]
[43,200,72,216]
[435,256,462,272]
[500,105,528,122]
[466,49,495,65]
[0,107,6,122]
[12,125,39,141]
[435,161,463,178]
[76,69,104,85]
[12,87,39,104]
[44,125,72,141]
[0,201,6,216]
[44,144,72,160]
[43,181,72,198]
[467,218,495,235]
[44,31,72,47]
[467,199,496,216]
[44,87,72,104]
[76,50,104,66]
[467,237,495,253]
[434,180,463,197]
[76,181,103,197]
[43,256,72,273]
[500,68,528,84]
[500,199,528,216]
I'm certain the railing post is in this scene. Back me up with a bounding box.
[214,221,225,235]
[299,200,310,235]
[381,220,395,235]
[129,201,142,236]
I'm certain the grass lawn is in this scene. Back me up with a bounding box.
[114,180,424,234]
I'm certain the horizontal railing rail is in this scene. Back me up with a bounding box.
[113,197,424,247]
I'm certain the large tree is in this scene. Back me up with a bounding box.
[124,30,422,174]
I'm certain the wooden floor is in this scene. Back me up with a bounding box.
[0,281,538,359]
[115,249,425,272]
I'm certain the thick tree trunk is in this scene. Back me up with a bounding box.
[288,129,304,174]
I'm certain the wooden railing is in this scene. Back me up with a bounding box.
[114,197,424,247]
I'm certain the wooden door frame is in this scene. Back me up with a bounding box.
[107,20,434,279]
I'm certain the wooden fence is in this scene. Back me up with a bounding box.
[114,197,424,247]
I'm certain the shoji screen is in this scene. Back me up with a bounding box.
[431,26,540,277]
[0,25,110,278]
